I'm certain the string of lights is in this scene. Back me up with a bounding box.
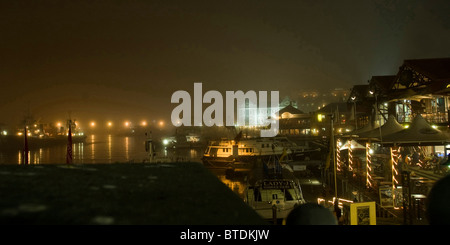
[348,140,354,174]
[366,142,373,188]
[336,138,342,172]
[390,146,400,188]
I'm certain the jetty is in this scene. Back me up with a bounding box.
[0,162,267,225]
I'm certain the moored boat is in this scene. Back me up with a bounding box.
[201,136,318,169]
[244,158,306,221]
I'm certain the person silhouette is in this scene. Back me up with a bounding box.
[426,174,450,225]
[286,203,338,225]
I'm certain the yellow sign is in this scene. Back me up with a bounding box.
[349,202,376,225]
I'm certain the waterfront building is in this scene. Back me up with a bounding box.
[343,58,450,133]
[278,104,311,136]
[384,58,450,128]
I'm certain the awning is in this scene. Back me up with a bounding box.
[381,114,450,146]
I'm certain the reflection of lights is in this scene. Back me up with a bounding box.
[162,139,169,145]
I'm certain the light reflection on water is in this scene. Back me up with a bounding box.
[0,135,248,198]
[0,135,202,164]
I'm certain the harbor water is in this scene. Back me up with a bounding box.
[0,134,248,198]
[0,134,202,164]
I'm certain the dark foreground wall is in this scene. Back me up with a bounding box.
[0,162,267,225]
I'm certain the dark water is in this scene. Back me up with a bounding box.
[0,134,202,164]
[0,134,248,198]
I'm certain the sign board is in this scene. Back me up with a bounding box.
[379,185,394,207]
[350,202,376,225]
[262,180,294,189]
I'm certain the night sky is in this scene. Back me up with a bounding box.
[1,0,450,128]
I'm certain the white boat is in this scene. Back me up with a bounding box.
[244,161,306,221]
[201,136,317,168]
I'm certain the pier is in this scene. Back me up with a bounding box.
[0,162,267,225]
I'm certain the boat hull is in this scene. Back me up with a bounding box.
[201,155,257,169]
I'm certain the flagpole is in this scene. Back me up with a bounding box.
[330,113,337,198]
[66,120,73,164]
[24,126,29,165]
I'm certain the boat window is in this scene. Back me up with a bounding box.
[259,189,285,202]
[262,144,265,148]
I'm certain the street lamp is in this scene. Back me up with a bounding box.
[329,113,338,199]
[351,96,357,129]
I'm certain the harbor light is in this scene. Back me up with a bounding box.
[90,121,96,127]
[107,121,113,127]
[317,113,324,122]
[141,120,147,126]
[124,121,130,127]
[159,120,164,127]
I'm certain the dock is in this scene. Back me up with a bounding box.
[0,162,268,225]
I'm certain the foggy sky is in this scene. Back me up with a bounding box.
[1,0,449,127]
